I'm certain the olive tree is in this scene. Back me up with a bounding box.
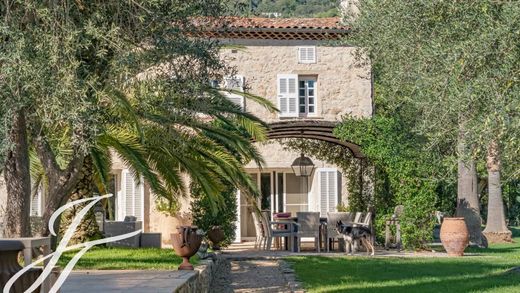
[343,0,520,245]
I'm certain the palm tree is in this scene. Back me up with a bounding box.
[32,86,276,242]
[483,141,512,243]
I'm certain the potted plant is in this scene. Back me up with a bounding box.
[207,226,225,250]
[171,226,203,270]
[190,185,238,249]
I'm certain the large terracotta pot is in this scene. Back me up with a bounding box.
[440,217,469,256]
[171,226,203,270]
[207,226,225,250]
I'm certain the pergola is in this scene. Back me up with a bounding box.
[262,120,365,158]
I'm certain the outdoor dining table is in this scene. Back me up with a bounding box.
[272,216,328,252]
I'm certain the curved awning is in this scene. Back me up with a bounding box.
[260,120,364,158]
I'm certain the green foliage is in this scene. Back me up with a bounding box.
[287,231,520,292]
[191,185,238,247]
[58,247,189,270]
[230,0,340,17]
[336,115,441,248]
[335,0,520,247]
[1,1,277,227]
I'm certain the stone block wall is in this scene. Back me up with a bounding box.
[220,41,373,122]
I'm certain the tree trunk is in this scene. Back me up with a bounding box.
[31,124,85,241]
[59,155,102,245]
[2,110,32,238]
[483,141,512,243]
[455,128,485,247]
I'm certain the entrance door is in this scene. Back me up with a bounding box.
[239,172,274,240]
[240,175,257,239]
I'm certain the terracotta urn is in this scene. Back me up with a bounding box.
[440,217,469,256]
[207,226,225,250]
[171,226,203,270]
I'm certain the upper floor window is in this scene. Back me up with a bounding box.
[299,77,316,116]
[298,46,317,64]
[211,75,245,110]
[277,74,317,118]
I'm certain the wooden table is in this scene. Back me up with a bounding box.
[273,217,327,252]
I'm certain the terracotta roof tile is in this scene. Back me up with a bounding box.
[191,17,349,40]
[219,17,347,30]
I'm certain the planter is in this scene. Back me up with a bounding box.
[207,226,225,250]
[440,217,469,256]
[171,226,202,270]
[0,240,41,292]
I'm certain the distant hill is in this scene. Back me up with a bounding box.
[229,0,341,18]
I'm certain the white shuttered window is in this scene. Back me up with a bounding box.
[318,169,338,216]
[119,170,144,221]
[277,74,299,117]
[298,47,317,64]
[223,75,245,109]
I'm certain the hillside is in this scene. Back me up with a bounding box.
[229,0,341,18]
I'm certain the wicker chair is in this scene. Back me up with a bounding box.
[325,212,353,252]
[295,212,321,253]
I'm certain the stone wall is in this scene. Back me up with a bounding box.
[219,41,373,122]
[175,255,230,293]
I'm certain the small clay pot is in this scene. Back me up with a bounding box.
[207,226,225,250]
[440,217,469,256]
[171,226,202,270]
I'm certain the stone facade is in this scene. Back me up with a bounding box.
[110,33,373,245]
[219,39,373,122]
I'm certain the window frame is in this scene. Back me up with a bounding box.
[298,76,318,117]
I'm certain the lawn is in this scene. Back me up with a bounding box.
[287,227,520,293]
[57,246,196,270]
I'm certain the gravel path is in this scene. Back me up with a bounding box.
[229,260,292,292]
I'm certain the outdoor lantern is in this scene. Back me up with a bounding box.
[291,153,315,177]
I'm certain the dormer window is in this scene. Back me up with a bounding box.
[298,46,317,64]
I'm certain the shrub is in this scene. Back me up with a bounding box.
[190,185,237,247]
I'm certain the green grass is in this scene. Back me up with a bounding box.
[57,246,197,270]
[287,227,520,293]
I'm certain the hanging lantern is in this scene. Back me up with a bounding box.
[291,153,315,177]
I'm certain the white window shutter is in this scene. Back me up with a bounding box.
[30,189,42,217]
[328,171,338,213]
[277,74,298,117]
[298,47,316,64]
[135,181,144,222]
[319,171,328,216]
[124,170,134,218]
[319,169,338,216]
[224,75,245,110]
[121,169,144,222]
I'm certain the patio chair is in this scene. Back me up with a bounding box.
[353,212,374,249]
[295,212,321,253]
[260,212,296,251]
[353,212,364,223]
[325,212,353,252]
[251,211,266,250]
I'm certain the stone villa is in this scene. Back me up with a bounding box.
[1,16,373,245]
[108,17,372,244]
